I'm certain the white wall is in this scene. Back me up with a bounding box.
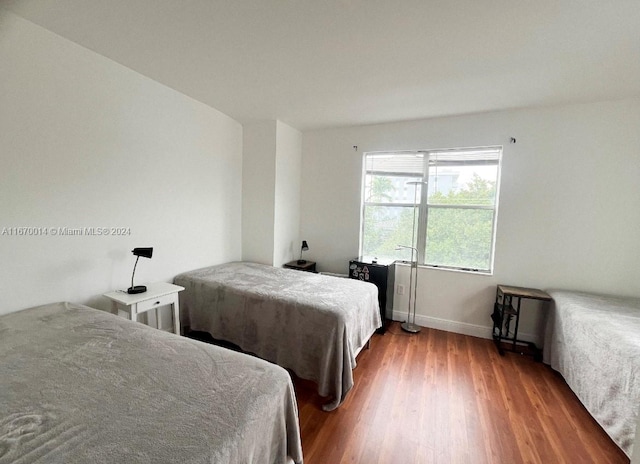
[301,98,640,340]
[242,120,302,266]
[273,121,302,266]
[242,121,277,264]
[0,12,243,315]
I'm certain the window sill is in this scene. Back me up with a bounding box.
[394,260,493,276]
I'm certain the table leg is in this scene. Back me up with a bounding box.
[512,297,522,351]
[504,294,513,337]
[172,301,181,335]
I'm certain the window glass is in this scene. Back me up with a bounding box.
[426,208,495,270]
[362,205,416,261]
[364,174,422,205]
[428,165,498,206]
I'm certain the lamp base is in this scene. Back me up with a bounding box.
[401,321,421,333]
[127,285,147,294]
[297,259,307,264]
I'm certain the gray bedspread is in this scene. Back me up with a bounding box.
[543,290,640,458]
[174,262,381,411]
[0,302,303,464]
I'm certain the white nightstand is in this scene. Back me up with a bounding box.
[103,282,184,335]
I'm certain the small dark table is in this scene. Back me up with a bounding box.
[491,285,551,360]
[349,257,394,334]
[284,260,317,272]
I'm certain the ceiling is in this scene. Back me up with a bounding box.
[4,0,640,131]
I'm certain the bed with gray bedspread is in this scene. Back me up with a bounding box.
[543,290,640,458]
[174,262,382,411]
[0,302,303,464]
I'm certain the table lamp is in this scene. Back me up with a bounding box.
[297,240,309,264]
[127,247,153,294]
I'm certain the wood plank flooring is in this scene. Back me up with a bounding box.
[294,322,629,464]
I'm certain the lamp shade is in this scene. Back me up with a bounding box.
[132,247,153,259]
[297,240,309,264]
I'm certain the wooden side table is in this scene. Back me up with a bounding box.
[103,282,184,335]
[284,260,317,272]
[491,284,551,360]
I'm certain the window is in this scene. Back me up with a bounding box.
[361,146,502,273]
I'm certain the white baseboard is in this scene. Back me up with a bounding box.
[390,310,541,345]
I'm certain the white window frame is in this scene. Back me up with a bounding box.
[360,146,502,274]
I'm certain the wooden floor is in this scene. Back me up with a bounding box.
[294,322,629,464]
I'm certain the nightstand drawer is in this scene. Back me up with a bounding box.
[103,282,184,335]
[135,293,177,313]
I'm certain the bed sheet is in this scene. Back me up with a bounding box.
[0,302,303,464]
[175,262,381,411]
[543,290,640,458]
